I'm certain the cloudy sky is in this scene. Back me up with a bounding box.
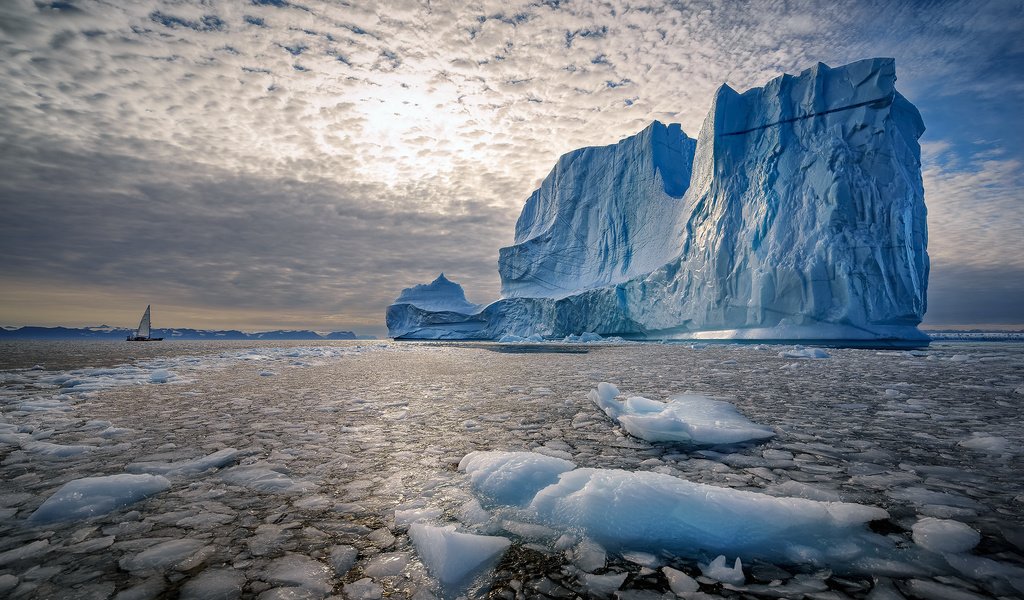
[1,0,1022,335]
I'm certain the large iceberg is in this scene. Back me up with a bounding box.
[387,58,929,343]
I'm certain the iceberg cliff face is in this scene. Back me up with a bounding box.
[387,58,929,342]
[499,121,696,299]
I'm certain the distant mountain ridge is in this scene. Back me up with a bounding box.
[0,326,370,341]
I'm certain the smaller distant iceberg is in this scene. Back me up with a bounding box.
[589,382,775,445]
[386,274,488,339]
[392,273,481,313]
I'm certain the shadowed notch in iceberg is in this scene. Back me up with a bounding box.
[589,382,776,445]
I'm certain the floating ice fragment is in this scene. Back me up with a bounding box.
[28,474,170,524]
[344,578,383,600]
[179,568,245,600]
[958,435,1014,455]
[458,499,490,526]
[328,545,358,576]
[21,440,96,457]
[119,539,209,573]
[912,518,980,554]
[263,553,334,595]
[362,552,409,578]
[766,480,842,502]
[661,566,700,594]
[0,574,16,594]
[149,369,173,383]
[127,448,239,477]
[395,507,443,528]
[588,383,775,444]
[218,465,315,494]
[408,524,511,591]
[886,487,982,510]
[904,579,989,600]
[569,537,606,572]
[0,540,50,566]
[700,555,745,585]
[579,571,628,597]
[621,550,661,568]
[367,527,396,548]
[779,347,830,359]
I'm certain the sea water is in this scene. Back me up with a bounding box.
[0,340,1021,598]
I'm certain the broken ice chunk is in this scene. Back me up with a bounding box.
[126,448,239,477]
[911,518,980,554]
[779,347,830,359]
[119,539,210,573]
[700,555,745,585]
[408,524,511,592]
[661,566,700,594]
[28,474,170,524]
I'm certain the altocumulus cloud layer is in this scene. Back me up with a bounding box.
[1,0,1022,333]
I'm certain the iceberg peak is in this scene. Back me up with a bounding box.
[392,273,480,314]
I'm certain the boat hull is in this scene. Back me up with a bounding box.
[126,336,163,341]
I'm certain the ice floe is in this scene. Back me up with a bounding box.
[912,517,980,554]
[126,448,239,476]
[28,474,171,524]
[460,451,891,568]
[589,382,775,444]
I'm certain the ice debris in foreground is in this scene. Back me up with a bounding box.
[28,473,171,524]
[459,451,893,570]
[912,517,980,554]
[408,523,511,594]
[589,382,775,444]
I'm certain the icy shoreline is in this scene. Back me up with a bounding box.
[0,341,1022,598]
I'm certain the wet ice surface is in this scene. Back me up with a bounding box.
[0,340,1022,599]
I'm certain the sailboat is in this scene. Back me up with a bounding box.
[126,305,164,341]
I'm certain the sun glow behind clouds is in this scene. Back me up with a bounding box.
[312,74,491,183]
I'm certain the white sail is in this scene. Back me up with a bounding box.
[137,305,151,338]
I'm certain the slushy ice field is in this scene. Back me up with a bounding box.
[0,340,1022,600]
